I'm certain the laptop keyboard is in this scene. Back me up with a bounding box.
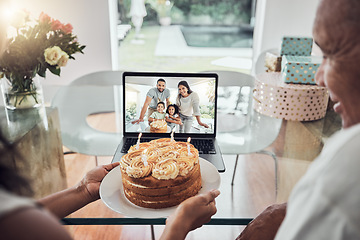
[120,138,216,154]
[120,138,151,153]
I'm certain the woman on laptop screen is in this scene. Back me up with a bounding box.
[177,81,209,133]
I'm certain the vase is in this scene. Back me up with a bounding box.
[1,76,44,110]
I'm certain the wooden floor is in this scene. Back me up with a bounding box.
[61,113,309,240]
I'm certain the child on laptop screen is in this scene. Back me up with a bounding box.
[165,104,182,131]
[148,102,166,122]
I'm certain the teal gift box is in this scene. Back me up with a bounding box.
[280,36,313,56]
[282,55,322,85]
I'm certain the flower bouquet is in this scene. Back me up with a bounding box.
[0,10,85,109]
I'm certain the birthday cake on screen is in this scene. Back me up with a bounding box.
[149,119,168,133]
[120,138,201,209]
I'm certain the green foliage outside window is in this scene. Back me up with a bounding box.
[125,102,137,122]
[119,0,253,25]
[200,104,215,119]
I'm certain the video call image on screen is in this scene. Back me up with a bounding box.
[124,75,216,134]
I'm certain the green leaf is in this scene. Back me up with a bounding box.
[48,66,61,76]
[38,66,47,78]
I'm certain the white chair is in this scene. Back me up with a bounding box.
[204,70,282,192]
[51,71,124,165]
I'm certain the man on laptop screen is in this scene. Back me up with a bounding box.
[131,78,171,125]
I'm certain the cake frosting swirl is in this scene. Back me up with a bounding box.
[119,138,201,208]
[152,158,179,180]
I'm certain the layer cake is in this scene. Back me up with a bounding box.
[120,138,201,208]
[150,120,167,133]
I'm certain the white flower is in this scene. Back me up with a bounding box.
[57,52,69,67]
[44,46,63,65]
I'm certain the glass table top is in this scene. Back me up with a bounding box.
[48,71,342,225]
[59,109,341,226]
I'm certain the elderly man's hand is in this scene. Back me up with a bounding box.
[236,203,287,240]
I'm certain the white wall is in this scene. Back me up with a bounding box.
[252,0,321,74]
[14,0,118,86]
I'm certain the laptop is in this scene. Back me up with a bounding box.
[111,71,225,172]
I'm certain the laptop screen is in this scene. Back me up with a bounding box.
[123,72,218,138]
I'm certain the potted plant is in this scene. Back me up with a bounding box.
[0,10,85,110]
